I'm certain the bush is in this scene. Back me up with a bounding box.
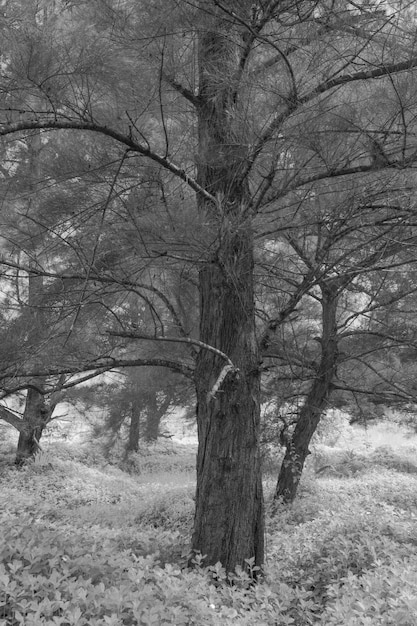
[369,445,417,475]
[123,441,197,474]
[321,559,417,625]
[0,515,320,626]
[134,489,195,531]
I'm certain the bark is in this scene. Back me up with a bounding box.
[144,395,170,443]
[15,388,50,465]
[191,5,264,573]
[144,415,158,442]
[0,406,29,433]
[144,394,159,442]
[274,280,340,505]
[126,404,141,452]
[14,261,56,464]
[13,380,63,465]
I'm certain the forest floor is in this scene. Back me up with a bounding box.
[1,423,417,625]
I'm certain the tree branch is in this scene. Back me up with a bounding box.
[332,383,415,404]
[246,55,417,176]
[0,120,215,205]
[259,268,317,353]
[0,405,27,433]
[0,358,195,393]
[162,74,201,107]
[108,330,235,368]
[0,259,190,337]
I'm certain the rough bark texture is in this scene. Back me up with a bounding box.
[15,387,50,465]
[274,280,340,504]
[192,240,264,572]
[191,4,264,573]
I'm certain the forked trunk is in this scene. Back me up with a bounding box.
[274,280,340,504]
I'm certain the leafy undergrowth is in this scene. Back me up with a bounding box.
[1,443,417,624]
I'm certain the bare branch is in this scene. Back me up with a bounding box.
[259,268,317,353]
[0,259,189,337]
[163,74,201,107]
[108,330,235,368]
[246,55,417,176]
[0,358,195,393]
[332,383,414,404]
[213,0,297,102]
[0,120,216,204]
[0,405,28,433]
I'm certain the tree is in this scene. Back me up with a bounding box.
[2,0,417,572]
[91,365,193,455]
[267,190,417,503]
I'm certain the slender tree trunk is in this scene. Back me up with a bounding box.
[15,388,50,465]
[274,280,340,504]
[126,404,141,452]
[144,415,158,442]
[144,393,168,443]
[191,6,264,573]
[15,129,52,466]
[15,265,52,465]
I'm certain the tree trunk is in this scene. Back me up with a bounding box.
[15,388,50,465]
[15,130,52,466]
[191,6,264,573]
[126,404,141,452]
[192,246,264,573]
[274,280,340,504]
[145,395,172,442]
[144,394,160,442]
[15,265,53,465]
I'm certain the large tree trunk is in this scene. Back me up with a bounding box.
[15,388,50,465]
[191,5,264,573]
[192,242,264,572]
[274,280,340,504]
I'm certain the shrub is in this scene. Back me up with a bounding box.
[369,445,417,475]
[0,515,320,626]
[134,489,195,532]
[321,559,417,625]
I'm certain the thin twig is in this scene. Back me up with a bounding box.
[63,150,129,346]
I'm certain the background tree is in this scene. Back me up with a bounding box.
[91,366,193,455]
[261,195,417,503]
